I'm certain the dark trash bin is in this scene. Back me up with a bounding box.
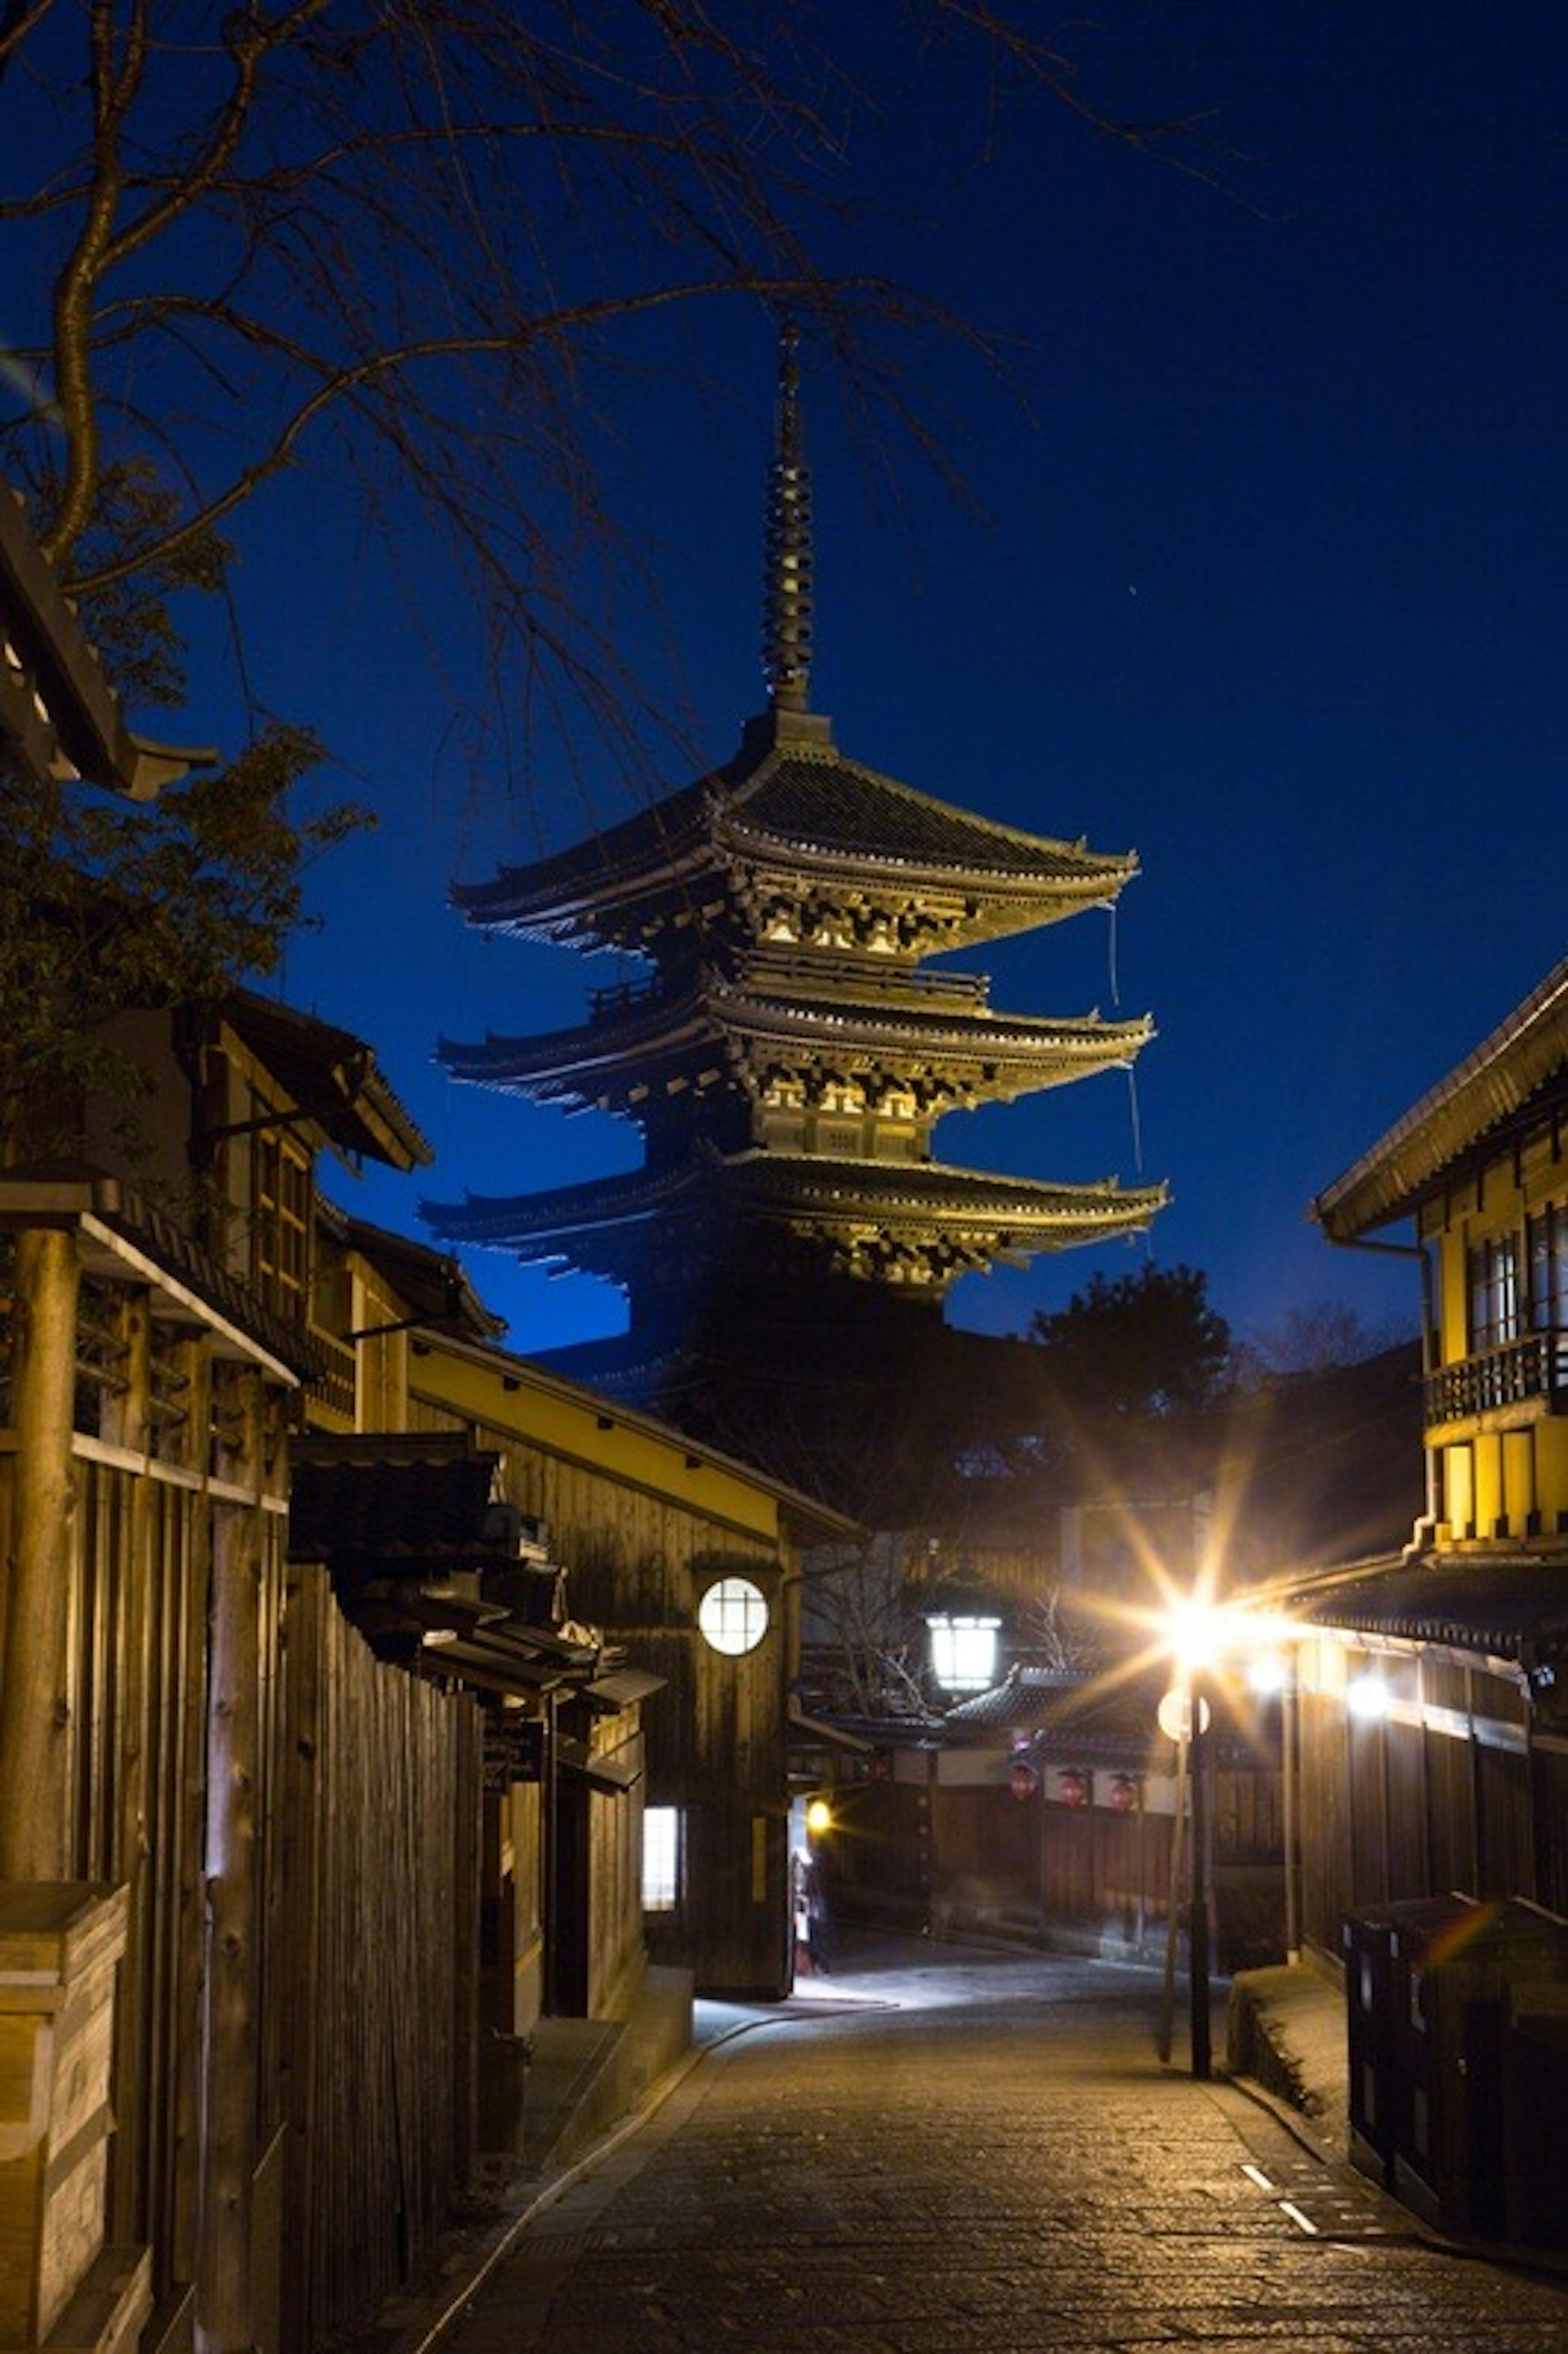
[1342,1901,1459,2190]
[1383,1895,1568,2238]
[1502,1993,1568,2250]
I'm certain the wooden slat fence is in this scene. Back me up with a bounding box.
[278,1566,482,2351]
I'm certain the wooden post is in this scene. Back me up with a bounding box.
[0,1225,82,1880]
[105,1286,152,2239]
[196,1366,265,2354]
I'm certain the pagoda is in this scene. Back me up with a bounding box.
[425,332,1165,1478]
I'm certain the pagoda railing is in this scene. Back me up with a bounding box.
[1425,1328,1568,1425]
[587,960,993,1023]
[749,954,990,1007]
[589,974,664,1022]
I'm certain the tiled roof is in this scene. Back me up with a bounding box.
[424,1151,1166,1248]
[726,749,1131,885]
[1313,959,1568,1240]
[1284,1555,1568,1661]
[450,780,708,924]
[289,1437,504,1569]
[944,1666,1084,1729]
[438,983,1152,1092]
[727,1150,1166,1231]
[450,732,1134,931]
[944,1665,1172,1763]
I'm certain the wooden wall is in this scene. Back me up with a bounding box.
[1,1332,487,2354]
[69,1449,219,2332]
[276,1567,482,2352]
[406,1371,797,1997]
[1294,1637,1559,1966]
[829,1751,1280,1971]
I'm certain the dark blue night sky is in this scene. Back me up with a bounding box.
[223,2,1564,1362]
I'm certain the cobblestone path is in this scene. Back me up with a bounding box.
[447,1954,1568,2354]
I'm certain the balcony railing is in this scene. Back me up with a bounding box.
[589,974,664,1023]
[1425,1327,1568,1424]
[307,1329,358,1424]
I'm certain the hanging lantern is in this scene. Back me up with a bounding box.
[1108,1773,1138,1814]
[1008,1758,1040,1801]
[1057,1767,1089,1809]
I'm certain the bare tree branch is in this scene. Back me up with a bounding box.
[0,0,1216,746]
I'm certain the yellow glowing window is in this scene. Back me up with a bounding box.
[642,1806,681,1912]
[697,1576,769,1656]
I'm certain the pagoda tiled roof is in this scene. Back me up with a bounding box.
[726,1150,1165,1233]
[423,1148,1165,1253]
[451,722,1134,939]
[722,747,1132,885]
[438,978,1153,1097]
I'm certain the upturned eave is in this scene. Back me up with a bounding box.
[1312,959,1568,1240]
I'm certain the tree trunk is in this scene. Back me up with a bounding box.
[0,1225,81,1879]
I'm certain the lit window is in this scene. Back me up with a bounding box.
[697,1576,769,1655]
[642,1806,681,1912]
[928,1614,1001,1693]
[1469,1233,1521,1350]
[1529,1202,1568,1330]
[251,1114,312,1319]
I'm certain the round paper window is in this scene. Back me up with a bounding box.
[697,1575,769,1656]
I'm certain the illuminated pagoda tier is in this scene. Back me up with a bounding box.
[426,331,1165,1472]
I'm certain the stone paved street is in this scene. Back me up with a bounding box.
[442,1942,1568,2354]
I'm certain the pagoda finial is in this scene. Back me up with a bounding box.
[761,321,813,714]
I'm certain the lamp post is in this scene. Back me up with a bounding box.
[1187,1664,1212,2081]
[1160,1601,1217,2081]
[1165,1601,1305,2072]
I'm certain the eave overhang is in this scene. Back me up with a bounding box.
[1278,1553,1568,1672]
[425,1149,1167,1263]
[449,744,1138,952]
[439,985,1153,1106]
[1313,959,1568,1242]
[0,1164,312,1382]
[223,989,433,1171]
[1,484,210,798]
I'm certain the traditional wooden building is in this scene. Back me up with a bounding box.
[1226,960,1568,2239]
[1281,957,1568,1945]
[426,336,1165,1482]
[0,1001,456,2354]
[323,1227,855,2003]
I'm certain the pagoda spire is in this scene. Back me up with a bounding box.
[760,322,814,715]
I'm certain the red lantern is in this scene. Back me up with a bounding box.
[1008,1759,1039,1801]
[1108,1773,1137,1813]
[1057,1767,1089,1809]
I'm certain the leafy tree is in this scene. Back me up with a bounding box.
[0,732,363,1166]
[1029,1261,1235,1428]
[0,2,1198,746]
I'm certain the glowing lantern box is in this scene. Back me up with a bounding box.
[0,1881,146,2352]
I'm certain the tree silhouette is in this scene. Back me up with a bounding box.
[1026,1262,1234,1440]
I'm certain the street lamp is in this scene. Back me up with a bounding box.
[1160,1599,1220,2081]
[925,1608,1002,1695]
